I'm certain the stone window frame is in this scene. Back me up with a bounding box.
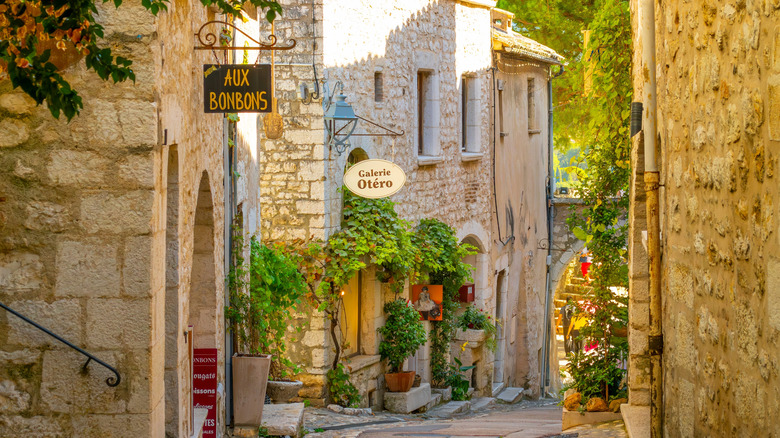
[414,51,442,166]
[374,68,384,106]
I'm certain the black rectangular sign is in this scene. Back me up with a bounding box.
[203,64,272,113]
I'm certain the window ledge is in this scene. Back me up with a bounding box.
[417,155,443,166]
[528,129,542,135]
[461,152,484,162]
[343,354,381,372]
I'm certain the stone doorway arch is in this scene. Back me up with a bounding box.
[190,172,220,349]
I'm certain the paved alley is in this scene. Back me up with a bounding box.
[305,401,627,438]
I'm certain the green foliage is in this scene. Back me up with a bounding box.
[0,0,281,121]
[447,356,475,401]
[378,299,427,373]
[226,236,307,380]
[455,306,498,353]
[413,219,476,387]
[326,364,361,408]
[559,0,631,401]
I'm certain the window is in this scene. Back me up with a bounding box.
[527,78,537,132]
[461,78,469,151]
[417,71,428,155]
[461,76,480,153]
[374,72,384,103]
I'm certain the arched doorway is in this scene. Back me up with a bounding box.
[493,270,508,385]
[164,146,183,437]
[190,172,219,349]
[346,147,368,169]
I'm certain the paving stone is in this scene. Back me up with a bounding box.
[426,400,471,418]
[470,396,496,411]
[497,387,524,404]
[234,403,305,437]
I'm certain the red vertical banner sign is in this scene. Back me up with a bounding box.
[193,348,218,437]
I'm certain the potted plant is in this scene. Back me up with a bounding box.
[455,306,498,352]
[378,299,427,392]
[226,238,308,422]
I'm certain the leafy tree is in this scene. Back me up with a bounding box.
[0,0,281,120]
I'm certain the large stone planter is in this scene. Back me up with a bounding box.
[562,407,623,430]
[267,380,303,403]
[384,383,431,413]
[454,328,486,347]
[233,354,271,426]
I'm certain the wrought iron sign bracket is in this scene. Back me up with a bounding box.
[194,21,296,61]
[350,115,405,138]
[537,238,567,252]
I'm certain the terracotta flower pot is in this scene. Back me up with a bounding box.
[385,371,416,392]
[266,379,303,403]
[232,354,271,426]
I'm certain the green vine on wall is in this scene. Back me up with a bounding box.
[413,219,476,388]
[564,0,631,402]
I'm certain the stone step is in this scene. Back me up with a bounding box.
[470,397,496,411]
[233,403,305,438]
[427,400,471,418]
[420,392,442,412]
[491,382,506,397]
[496,387,524,404]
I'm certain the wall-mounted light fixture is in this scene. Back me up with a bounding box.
[323,81,358,154]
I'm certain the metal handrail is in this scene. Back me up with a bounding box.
[0,301,121,387]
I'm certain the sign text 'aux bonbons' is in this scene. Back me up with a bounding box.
[203,64,272,113]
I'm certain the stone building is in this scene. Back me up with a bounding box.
[627,0,780,436]
[0,1,562,437]
[0,3,264,437]
[257,0,561,408]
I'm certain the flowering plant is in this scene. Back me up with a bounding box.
[456,306,499,352]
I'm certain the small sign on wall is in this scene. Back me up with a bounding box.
[343,159,406,199]
[203,64,272,113]
[193,348,218,437]
[412,284,443,321]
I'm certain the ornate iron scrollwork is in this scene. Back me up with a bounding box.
[194,20,296,52]
[538,238,567,252]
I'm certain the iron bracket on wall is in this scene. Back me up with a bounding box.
[194,20,296,61]
[537,238,567,252]
[0,302,121,387]
[348,115,405,137]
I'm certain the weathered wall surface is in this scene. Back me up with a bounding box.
[653,0,780,435]
[0,2,245,436]
[493,62,552,396]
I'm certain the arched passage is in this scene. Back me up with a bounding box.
[190,172,219,349]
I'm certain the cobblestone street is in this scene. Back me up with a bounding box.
[304,400,627,438]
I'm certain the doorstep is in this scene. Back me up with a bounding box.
[621,404,650,438]
[562,407,622,430]
[233,403,305,438]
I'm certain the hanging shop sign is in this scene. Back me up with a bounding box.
[203,64,272,113]
[343,159,406,199]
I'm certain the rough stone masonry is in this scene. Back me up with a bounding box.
[629,0,780,436]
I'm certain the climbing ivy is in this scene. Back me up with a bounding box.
[413,219,476,388]
[563,0,631,402]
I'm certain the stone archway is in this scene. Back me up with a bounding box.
[190,172,219,349]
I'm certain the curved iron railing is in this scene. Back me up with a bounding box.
[0,301,121,387]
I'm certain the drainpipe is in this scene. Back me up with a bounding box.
[639,0,663,435]
[541,65,564,394]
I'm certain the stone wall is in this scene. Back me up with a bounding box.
[650,0,780,435]
[0,2,258,436]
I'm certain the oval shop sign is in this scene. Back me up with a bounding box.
[343,159,406,199]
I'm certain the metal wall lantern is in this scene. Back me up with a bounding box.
[323,81,405,155]
[323,81,358,154]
